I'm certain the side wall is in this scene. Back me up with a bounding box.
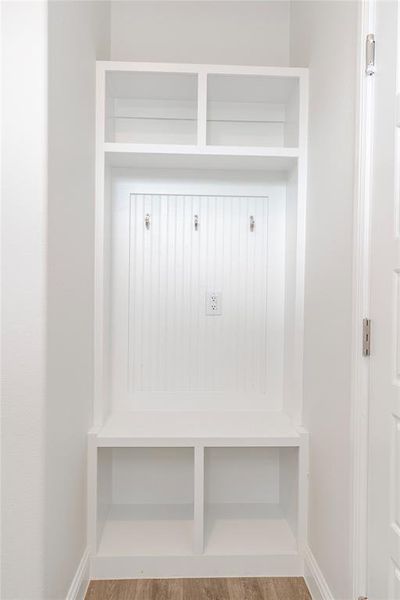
[1,2,48,597]
[290,2,358,598]
[110,1,291,66]
[46,1,109,597]
[1,1,110,598]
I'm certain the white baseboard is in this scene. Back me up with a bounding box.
[66,548,90,600]
[304,546,334,600]
[91,554,303,579]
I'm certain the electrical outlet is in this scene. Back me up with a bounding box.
[206,291,222,316]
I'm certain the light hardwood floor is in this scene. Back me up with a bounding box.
[86,577,311,600]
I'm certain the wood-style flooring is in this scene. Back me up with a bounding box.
[85,577,311,600]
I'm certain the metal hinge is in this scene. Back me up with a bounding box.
[363,318,371,357]
[358,596,368,600]
[366,33,376,76]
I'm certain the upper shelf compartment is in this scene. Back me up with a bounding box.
[99,63,306,156]
[105,71,198,145]
[207,74,299,148]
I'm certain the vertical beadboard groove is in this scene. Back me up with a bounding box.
[127,195,132,391]
[163,196,170,390]
[244,196,251,390]
[262,199,269,395]
[128,193,271,400]
[249,197,256,393]
[230,197,236,388]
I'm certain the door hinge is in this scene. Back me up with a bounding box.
[366,33,376,76]
[363,318,371,357]
[358,597,368,600]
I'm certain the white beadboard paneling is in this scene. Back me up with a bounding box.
[110,170,287,412]
[127,194,269,396]
[283,166,298,419]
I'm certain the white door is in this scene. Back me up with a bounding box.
[367,1,400,598]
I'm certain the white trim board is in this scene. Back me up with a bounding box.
[90,553,303,580]
[66,548,90,600]
[98,60,308,78]
[350,0,375,598]
[304,546,334,600]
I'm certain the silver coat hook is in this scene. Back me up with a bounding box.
[250,216,255,232]
[194,214,199,231]
[145,214,151,230]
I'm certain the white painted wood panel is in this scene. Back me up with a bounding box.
[110,172,287,411]
[206,74,299,148]
[106,71,198,145]
[112,192,285,410]
[96,410,301,447]
[205,447,279,504]
[283,166,298,420]
[97,504,194,557]
[105,148,298,172]
[367,3,400,598]
[279,447,299,539]
[207,121,284,148]
[204,504,297,556]
[113,118,197,145]
[91,554,303,579]
[390,561,400,600]
[97,448,112,547]
[194,447,205,554]
[112,447,194,505]
[111,98,198,145]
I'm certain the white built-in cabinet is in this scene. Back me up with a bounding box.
[89,62,309,579]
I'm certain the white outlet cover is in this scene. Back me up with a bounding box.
[206,291,222,316]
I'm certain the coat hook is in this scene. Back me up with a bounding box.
[250,216,255,232]
[194,214,199,231]
[145,213,151,230]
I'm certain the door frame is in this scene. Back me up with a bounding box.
[351,0,376,598]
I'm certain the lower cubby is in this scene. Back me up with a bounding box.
[96,447,194,556]
[90,438,307,578]
[204,447,299,556]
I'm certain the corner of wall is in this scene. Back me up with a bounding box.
[304,546,335,600]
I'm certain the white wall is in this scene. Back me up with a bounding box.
[2,1,359,596]
[110,1,290,66]
[290,2,358,598]
[45,1,109,598]
[2,1,109,598]
[1,2,48,597]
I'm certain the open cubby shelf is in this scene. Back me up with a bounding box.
[204,503,297,556]
[93,443,306,566]
[97,504,194,557]
[96,502,297,558]
[104,143,299,172]
[91,61,309,579]
[101,63,305,151]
